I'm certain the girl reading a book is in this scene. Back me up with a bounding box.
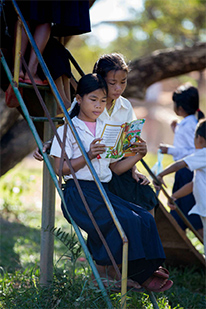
[50,73,173,292]
[92,53,159,216]
[70,53,159,215]
[34,53,158,215]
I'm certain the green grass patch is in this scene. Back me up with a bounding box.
[0,155,205,308]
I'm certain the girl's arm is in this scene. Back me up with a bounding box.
[173,181,193,199]
[54,138,105,175]
[110,137,147,175]
[159,160,187,177]
[154,160,188,188]
[132,166,150,185]
[168,182,193,209]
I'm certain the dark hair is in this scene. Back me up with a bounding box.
[70,73,108,118]
[93,53,129,78]
[172,83,204,120]
[195,118,206,140]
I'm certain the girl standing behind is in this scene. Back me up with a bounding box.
[50,73,173,292]
[159,83,204,236]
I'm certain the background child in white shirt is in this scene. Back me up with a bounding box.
[156,119,206,256]
[159,83,205,233]
[50,73,173,292]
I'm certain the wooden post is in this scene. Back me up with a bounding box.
[13,18,21,86]
[40,91,56,285]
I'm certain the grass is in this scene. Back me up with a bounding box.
[0,154,205,308]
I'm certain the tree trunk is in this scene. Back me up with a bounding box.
[0,118,36,176]
[124,42,206,99]
[1,43,206,176]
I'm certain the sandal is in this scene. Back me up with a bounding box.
[153,266,169,279]
[24,78,48,86]
[153,279,173,292]
[143,276,173,292]
[142,276,167,292]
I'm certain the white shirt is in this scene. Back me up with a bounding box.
[99,96,136,123]
[70,96,136,123]
[50,117,119,182]
[167,115,197,161]
[183,148,206,217]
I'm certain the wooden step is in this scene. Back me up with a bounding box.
[155,202,205,268]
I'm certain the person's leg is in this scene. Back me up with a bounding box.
[197,228,203,239]
[149,208,154,217]
[55,75,71,115]
[201,216,206,258]
[108,170,157,217]
[127,258,173,292]
[14,20,30,79]
[24,23,51,82]
[91,264,141,290]
[63,74,71,103]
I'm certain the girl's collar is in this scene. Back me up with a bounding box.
[106,100,116,116]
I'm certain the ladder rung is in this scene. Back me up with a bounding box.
[19,81,49,89]
[30,116,64,124]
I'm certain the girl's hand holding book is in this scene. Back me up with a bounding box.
[87,138,106,160]
[130,136,147,157]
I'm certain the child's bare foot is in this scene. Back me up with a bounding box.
[24,74,48,86]
[19,70,24,81]
[91,265,142,291]
[12,69,24,82]
[56,98,71,116]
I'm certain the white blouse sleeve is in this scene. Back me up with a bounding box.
[50,125,73,159]
[183,150,206,172]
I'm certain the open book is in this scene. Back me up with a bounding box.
[100,118,145,159]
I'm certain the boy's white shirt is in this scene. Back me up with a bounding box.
[167,115,197,161]
[69,96,136,123]
[50,116,121,182]
[183,148,206,217]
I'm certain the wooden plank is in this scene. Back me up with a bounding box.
[40,91,56,285]
[155,202,205,268]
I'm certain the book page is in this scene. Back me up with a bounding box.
[100,119,145,159]
[101,123,123,147]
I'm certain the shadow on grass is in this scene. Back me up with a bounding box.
[0,216,41,272]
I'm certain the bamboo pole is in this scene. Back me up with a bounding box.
[39,91,56,285]
[13,18,21,86]
[1,52,113,308]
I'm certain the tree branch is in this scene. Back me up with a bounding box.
[124,42,206,99]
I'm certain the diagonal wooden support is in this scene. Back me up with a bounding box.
[140,159,203,244]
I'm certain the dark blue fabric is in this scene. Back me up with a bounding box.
[171,168,203,230]
[17,1,91,37]
[38,37,72,81]
[62,180,165,266]
[108,170,159,211]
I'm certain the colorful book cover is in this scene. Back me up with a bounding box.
[100,119,145,159]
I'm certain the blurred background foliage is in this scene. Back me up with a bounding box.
[67,0,206,74]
